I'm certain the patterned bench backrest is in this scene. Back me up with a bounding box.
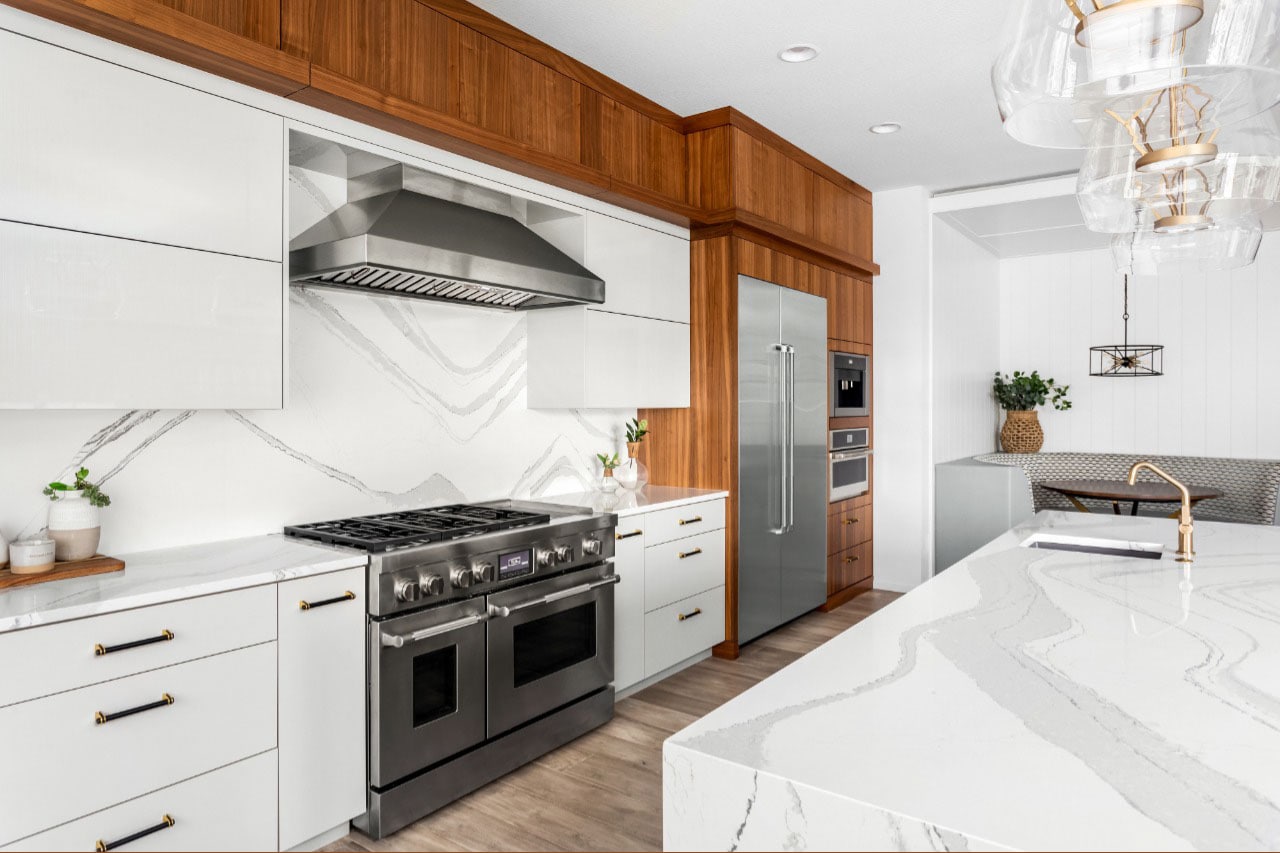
[973,452,1280,525]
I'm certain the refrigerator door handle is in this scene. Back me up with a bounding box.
[771,343,789,535]
[786,346,796,532]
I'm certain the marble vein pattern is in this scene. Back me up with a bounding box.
[0,166,633,555]
[663,512,1280,851]
[0,534,365,633]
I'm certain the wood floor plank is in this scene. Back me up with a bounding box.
[322,591,900,853]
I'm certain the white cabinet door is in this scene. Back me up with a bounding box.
[0,222,283,409]
[277,568,366,850]
[0,29,283,261]
[612,520,646,692]
[585,212,690,323]
[527,309,690,409]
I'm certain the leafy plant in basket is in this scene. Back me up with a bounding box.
[992,371,1071,453]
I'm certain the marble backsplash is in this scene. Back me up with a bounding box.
[0,166,635,554]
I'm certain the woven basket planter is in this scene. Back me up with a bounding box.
[1000,410,1044,453]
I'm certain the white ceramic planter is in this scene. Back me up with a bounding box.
[47,490,101,561]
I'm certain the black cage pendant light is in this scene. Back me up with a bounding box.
[1089,275,1164,377]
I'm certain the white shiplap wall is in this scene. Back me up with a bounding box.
[999,233,1280,459]
[932,219,1002,464]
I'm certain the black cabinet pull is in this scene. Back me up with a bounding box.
[94,630,174,657]
[299,590,356,611]
[678,547,703,559]
[615,530,643,540]
[677,516,703,526]
[677,607,703,622]
[94,693,174,726]
[96,814,175,851]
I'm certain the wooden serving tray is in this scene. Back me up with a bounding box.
[0,555,125,590]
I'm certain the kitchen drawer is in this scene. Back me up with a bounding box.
[0,643,277,845]
[613,519,647,546]
[644,586,726,678]
[612,519,646,692]
[828,506,873,555]
[644,529,725,613]
[0,584,276,709]
[2,750,278,852]
[644,499,726,547]
[828,541,872,595]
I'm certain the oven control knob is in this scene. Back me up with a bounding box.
[394,578,421,602]
[419,573,444,596]
[536,549,556,569]
[582,537,602,556]
[450,566,474,589]
[472,561,495,583]
[554,544,574,563]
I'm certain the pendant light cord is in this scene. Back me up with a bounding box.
[1122,274,1129,349]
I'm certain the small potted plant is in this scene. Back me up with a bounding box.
[596,452,622,493]
[617,418,650,492]
[993,371,1072,453]
[42,467,111,561]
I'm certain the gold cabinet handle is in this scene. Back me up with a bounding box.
[94,629,174,657]
[678,516,703,526]
[678,547,703,559]
[844,556,859,564]
[94,693,174,725]
[299,590,356,611]
[615,530,643,540]
[678,607,703,621]
[96,814,175,851]
[844,518,858,525]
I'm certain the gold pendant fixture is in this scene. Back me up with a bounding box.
[1069,0,1205,50]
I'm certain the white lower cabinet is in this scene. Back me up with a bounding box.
[3,750,279,852]
[612,498,727,694]
[277,568,367,851]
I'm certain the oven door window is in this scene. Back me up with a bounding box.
[832,455,868,491]
[513,601,597,687]
[412,646,459,727]
[834,368,865,411]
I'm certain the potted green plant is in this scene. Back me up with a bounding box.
[42,467,111,561]
[618,418,650,492]
[596,452,622,493]
[992,371,1072,453]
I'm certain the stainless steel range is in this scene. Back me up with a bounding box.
[285,500,618,839]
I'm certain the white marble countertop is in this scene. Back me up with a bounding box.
[664,511,1280,851]
[542,485,728,518]
[0,535,366,634]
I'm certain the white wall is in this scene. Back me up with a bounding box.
[1000,233,1280,459]
[932,219,1001,463]
[872,186,934,593]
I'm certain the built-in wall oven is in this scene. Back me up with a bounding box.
[830,352,870,417]
[829,428,871,502]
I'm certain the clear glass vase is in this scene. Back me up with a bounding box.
[616,443,649,492]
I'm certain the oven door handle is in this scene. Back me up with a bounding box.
[487,574,621,619]
[380,612,488,648]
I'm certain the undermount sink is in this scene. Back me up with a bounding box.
[1020,533,1164,560]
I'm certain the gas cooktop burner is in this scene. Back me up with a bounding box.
[284,503,553,552]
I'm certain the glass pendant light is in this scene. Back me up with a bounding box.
[1077,109,1280,233]
[992,0,1280,149]
[1111,214,1264,273]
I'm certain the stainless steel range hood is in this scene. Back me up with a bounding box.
[290,165,604,310]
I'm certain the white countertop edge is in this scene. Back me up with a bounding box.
[542,486,729,517]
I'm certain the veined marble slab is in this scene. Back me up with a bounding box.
[664,510,1280,851]
[543,485,728,517]
[0,535,365,633]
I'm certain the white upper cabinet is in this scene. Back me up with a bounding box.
[584,212,690,323]
[0,29,283,261]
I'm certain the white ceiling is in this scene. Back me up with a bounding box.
[470,0,1084,192]
[937,195,1112,258]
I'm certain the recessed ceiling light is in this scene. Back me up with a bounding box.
[777,44,820,63]
[869,122,902,135]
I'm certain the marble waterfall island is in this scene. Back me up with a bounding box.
[663,511,1280,851]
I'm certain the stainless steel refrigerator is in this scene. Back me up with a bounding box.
[738,275,828,644]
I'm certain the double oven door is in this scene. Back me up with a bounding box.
[370,563,616,789]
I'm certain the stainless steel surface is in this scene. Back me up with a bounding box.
[737,275,829,645]
[379,612,488,648]
[830,351,870,417]
[354,686,614,840]
[829,428,870,451]
[829,448,873,502]
[290,164,605,311]
[1020,533,1165,561]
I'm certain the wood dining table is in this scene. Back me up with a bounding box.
[1040,478,1224,518]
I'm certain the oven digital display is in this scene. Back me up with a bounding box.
[498,549,533,579]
